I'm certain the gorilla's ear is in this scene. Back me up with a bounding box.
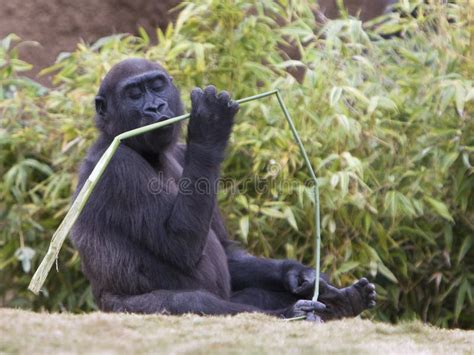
[95,96,107,116]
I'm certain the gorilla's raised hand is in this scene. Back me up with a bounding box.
[187,85,240,149]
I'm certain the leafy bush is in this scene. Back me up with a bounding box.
[1,0,472,328]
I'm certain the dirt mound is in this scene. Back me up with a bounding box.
[0,0,179,85]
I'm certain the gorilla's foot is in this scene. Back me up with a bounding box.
[319,277,376,321]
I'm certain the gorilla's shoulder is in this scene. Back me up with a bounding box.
[77,139,153,188]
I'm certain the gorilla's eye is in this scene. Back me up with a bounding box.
[151,78,165,92]
[127,87,142,100]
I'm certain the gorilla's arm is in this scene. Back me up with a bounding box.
[226,248,317,297]
[227,248,287,290]
[164,143,222,270]
[164,86,239,270]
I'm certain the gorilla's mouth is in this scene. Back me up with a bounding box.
[140,115,176,142]
[141,113,172,127]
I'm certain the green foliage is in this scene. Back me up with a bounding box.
[1,0,473,328]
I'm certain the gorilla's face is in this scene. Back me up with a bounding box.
[120,71,175,125]
[95,59,184,153]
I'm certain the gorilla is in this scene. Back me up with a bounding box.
[71,58,376,320]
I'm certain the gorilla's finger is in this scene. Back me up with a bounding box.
[368,300,376,308]
[298,300,326,312]
[228,100,240,113]
[191,87,204,104]
[294,281,312,295]
[357,277,369,286]
[296,300,315,311]
[367,283,376,291]
[303,268,316,283]
[204,85,217,99]
[306,313,323,323]
[217,91,230,103]
[313,301,326,311]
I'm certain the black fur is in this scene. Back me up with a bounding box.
[71,58,376,321]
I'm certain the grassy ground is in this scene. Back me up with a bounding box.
[0,308,472,354]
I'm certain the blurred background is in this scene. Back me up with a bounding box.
[0,0,396,84]
[0,0,472,329]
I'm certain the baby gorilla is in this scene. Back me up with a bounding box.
[71,58,376,321]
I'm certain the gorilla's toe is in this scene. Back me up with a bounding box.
[349,278,377,314]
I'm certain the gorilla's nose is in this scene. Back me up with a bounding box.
[144,101,167,116]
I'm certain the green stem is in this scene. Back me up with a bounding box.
[275,91,321,303]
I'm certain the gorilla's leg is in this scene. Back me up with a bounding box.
[101,290,261,315]
[100,289,325,319]
[231,278,376,321]
[231,288,299,310]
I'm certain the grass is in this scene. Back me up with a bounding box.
[0,308,472,354]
